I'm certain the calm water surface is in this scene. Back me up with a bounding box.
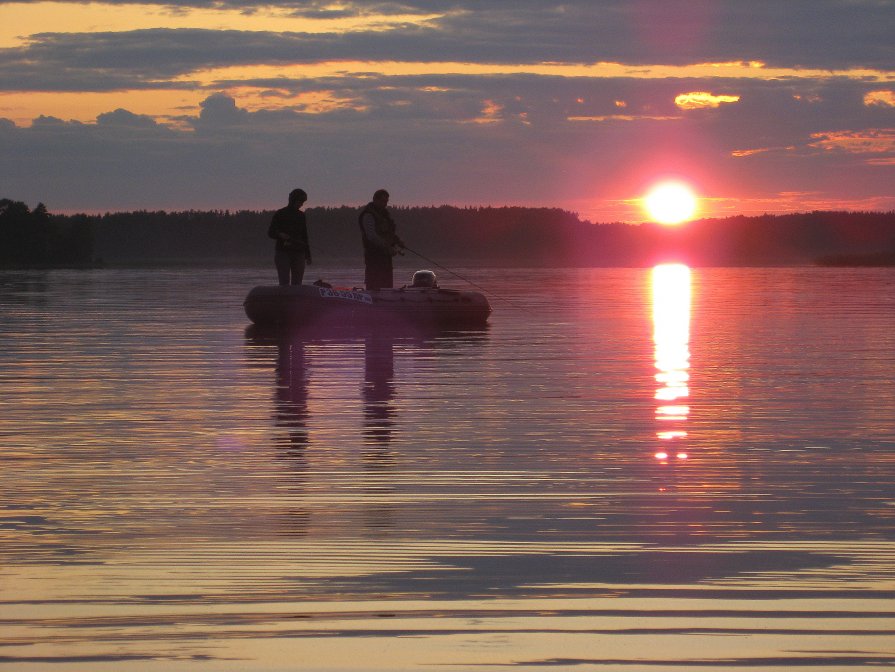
[1,266,894,671]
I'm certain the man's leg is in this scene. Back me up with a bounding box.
[274,250,291,285]
[289,256,306,285]
[365,257,392,290]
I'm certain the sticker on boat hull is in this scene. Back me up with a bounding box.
[318,287,373,304]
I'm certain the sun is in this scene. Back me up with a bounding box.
[643,181,699,225]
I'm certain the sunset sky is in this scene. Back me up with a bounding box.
[1,0,893,221]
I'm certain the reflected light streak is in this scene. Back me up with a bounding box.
[657,404,689,418]
[654,451,690,461]
[657,431,687,440]
[652,264,692,461]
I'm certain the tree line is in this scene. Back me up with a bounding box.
[2,197,894,267]
[0,198,94,267]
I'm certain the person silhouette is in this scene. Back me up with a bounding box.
[358,189,404,290]
[268,188,311,285]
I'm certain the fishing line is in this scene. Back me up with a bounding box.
[402,245,531,313]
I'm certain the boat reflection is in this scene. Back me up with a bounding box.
[651,264,691,463]
[246,324,490,453]
[244,324,489,532]
[244,325,405,454]
[363,334,397,447]
[274,336,310,458]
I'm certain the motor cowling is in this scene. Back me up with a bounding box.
[411,270,438,288]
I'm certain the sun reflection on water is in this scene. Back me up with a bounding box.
[652,264,691,462]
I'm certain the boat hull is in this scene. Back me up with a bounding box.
[244,284,492,329]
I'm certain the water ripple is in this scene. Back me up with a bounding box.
[2,267,894,670]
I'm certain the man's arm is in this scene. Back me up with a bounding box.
[268,210,291,242]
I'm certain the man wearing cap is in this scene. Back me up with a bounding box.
[268,188,311,286]
[358,189,404,291]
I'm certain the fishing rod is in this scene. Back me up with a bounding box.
[401,245,531,313]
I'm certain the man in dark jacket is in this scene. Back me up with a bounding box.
[359,189,403,290]
[268,188,311,286]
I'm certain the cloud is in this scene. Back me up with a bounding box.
[0,0,893,219]
[864,90,895,107]
[97,108,161,128]
[4,0,894,87]
[4,69,892,213]
[808,129,895,155]
[0,29,334,85]
[674,92,740,110]
[196,91,250,126]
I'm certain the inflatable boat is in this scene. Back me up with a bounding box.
[244,271,492,329]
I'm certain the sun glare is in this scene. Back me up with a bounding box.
[644,181,699,225]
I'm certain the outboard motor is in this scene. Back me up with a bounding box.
[411,269,438,288]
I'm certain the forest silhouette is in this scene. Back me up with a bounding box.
[2,197,894,268]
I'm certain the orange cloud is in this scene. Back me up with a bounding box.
[468,99,503,124]
[569,114,679,122]
[731,145,796,157]
[0,2,445,48]
[864,90,895,107]
[233,87,363,115]
[809,129,895,153]
[731,147,769,157]
[675,91,740,110]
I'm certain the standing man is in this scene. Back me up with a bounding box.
[269,188,311,286]
[359,189,404,291]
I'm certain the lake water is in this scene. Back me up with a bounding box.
[1,265,894,671]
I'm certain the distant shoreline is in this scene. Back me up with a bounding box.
[814,252,895,267]
[4,198,895,269]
